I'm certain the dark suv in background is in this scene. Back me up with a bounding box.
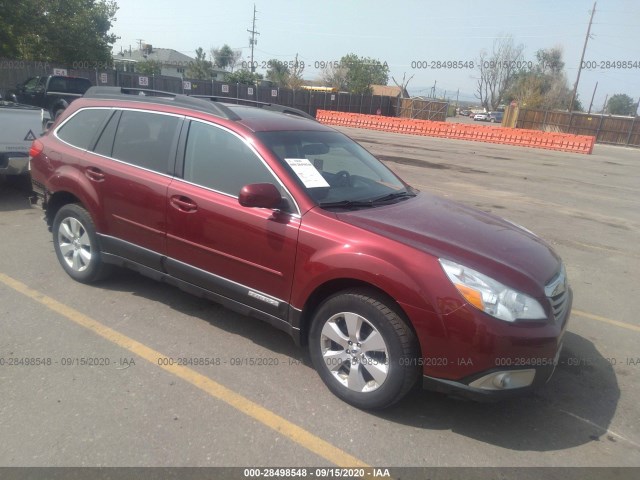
[6,75,91,119]
[29,87,571,409]
[488,111,504,123]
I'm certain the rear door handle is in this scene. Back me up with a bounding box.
[170,195,198,212]
[85,167,105,182]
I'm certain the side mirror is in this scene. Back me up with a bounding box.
[238,183,283,209]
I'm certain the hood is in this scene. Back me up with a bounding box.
[336,192,561,293]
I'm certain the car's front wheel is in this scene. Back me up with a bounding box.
[52,204,111,283]
[309,289,419,409]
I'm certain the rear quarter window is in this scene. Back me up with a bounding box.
[56,109,111,150]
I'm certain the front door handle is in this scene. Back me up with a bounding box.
[170,195,198,212]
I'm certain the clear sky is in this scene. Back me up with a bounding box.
[112,0,639,111]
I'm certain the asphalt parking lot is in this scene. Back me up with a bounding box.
[1,129,639,471]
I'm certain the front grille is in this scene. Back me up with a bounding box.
[545,266,569,324]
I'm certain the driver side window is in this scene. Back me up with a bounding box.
[183,121,292,205]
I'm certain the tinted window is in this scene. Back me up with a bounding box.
[48,76,91,94]
[93,110,120,157]
[112,110,180,173]
[57,109,110,150]
[183,121,277,197]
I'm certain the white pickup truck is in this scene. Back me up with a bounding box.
[0,102,48,177]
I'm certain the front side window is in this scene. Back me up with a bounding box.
[56,109,111,150]
[183,120,280,198]
[256,130,410,207]
[111,110,180,173]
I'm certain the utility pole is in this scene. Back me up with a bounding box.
[588,81,598,113]
[247,4,260,73]
[569,1,596,112]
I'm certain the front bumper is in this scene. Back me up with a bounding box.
[423,345,562,401]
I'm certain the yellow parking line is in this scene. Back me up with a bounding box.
[0,272,369,468]
[572,309,640,333]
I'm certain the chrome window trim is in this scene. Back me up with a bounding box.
[53,106,115,150]
[53,106,301,216]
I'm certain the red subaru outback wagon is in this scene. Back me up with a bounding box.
[30,87,571,409]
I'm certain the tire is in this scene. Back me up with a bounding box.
[53,108,65,119]
[309,289,419,409]
[52,204,111,283]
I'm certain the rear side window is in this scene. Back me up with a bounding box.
[111,110,181,173]
[48,76,91,94]
[56,109,110,150]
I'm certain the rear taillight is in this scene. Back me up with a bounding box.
[29,139,44,158]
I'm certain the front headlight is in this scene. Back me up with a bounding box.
[439,259,546,322]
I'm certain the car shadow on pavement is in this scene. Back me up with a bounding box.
[0,176,33,212]
[378,331,621,451]
[98,269,304,360]
[98,271,620,452]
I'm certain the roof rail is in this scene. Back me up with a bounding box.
[189,95,316,121]
[83,86,240,120]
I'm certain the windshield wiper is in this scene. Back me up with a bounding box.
[319,191,416,209]
[318,199,376,209]
[368,191,416,203]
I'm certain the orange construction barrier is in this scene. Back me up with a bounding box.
[315,110,595,154]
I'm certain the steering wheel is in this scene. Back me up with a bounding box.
[333,170,351,187]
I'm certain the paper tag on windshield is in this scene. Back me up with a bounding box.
[285,158,330,188]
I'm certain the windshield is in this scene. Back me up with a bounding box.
[256,130,410,207]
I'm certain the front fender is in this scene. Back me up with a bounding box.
[290,214,449,316]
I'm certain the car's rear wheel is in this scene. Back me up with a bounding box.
[309,289,419,409]
[52,204,111,283]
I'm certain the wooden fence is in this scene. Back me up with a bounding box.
[397,98,449,122]
[0,59,397,117]
[504,105,640,148]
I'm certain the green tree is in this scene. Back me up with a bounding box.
[266,59,290,86]
[225,69,263,85]
[136,60,162,76]
[506,47,580,111]
[0,0,118,64]
[339,53,389,94]
[0,0,41,58]
[212,44,241,71]
[607,94,637,116]
[287,54,305,89]
[187,47,213,80]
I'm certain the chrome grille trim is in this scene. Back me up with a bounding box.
[545,265,569,323]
